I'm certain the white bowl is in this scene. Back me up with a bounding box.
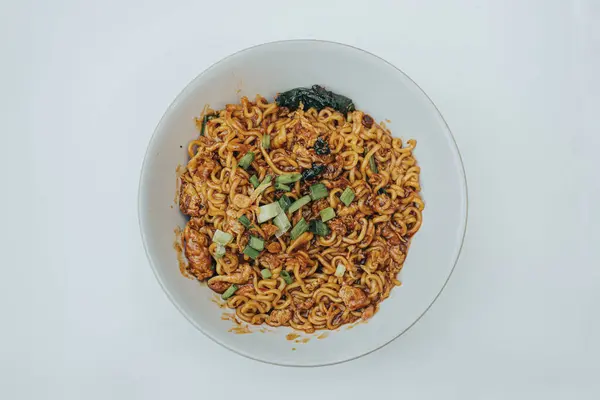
[138,40,467,366]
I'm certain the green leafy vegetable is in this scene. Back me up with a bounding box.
[261,269,272,279]
[276,85,355,114]
[222,284,238,300]
[276,173,302,185]
[309,220,330,236]
[301,163,325,181]
[340,187,355,206]
[249,236,265,251]
[278,195,293,212]
[314,137,330,155]
[280,270,294,284]
[238,215,252,229]
[243,245,260,260]
[288,195,312,214]
[309,183,328,200]
[249,175,260,188]
[320,207,336,222]
[290,218,309,240]
[238,152,255,170]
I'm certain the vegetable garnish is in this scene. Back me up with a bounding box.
[320,207,336,222]
[222,284,238,300]
[243,245,260,260]
[238,152,255,170]
[261,269,272,279]
[340,187,355,206]
[280,270,294,284]
[290,218,309,240]
[249,236,265,251]
[309,183,328,201]
[213,229,233,245]
[288,195,311,214]
[257,202,283,223]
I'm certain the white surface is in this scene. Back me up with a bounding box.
[139,40,467,366]
[1,0,599,398]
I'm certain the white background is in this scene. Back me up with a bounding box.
[1,0,599,398]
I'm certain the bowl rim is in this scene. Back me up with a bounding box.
[138,39,469,367]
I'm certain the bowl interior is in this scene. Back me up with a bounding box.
[139,40,467,366]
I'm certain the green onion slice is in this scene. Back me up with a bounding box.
[369,155,378,173]
[249,175,260,188]
[221,284,238,300]
[238,152,255,170]
[257,201,283,223]
[214,243,226,258]
[334,263,346,277]
[261,269,272,279]
[243,245,260,260]
[320,207,336,222]
[288,195,312,214]
[340,187,355,206]
[276,173,302,185]
[238,215,252,229]
[262,134,271,150]
[213,229,233,245]
[273,211,291,238]
[290,218,309,240]
[249,236,265,251]
[309,220,330,237]
[275,182,291,192]
[277,195,293,212]
[309,183,328,200]
[280,270,293,284]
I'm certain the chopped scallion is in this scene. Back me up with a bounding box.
[238,152,255,170]
[320,207,336,222]
[238,215,252,228]
[288,195,311,214]
[221,284,238,300]
[214,243,226,258]
[369,155,378,173]
[275,182,291,192]
[276,173,302,185]
[334,263,346,277]
[340,187,355,206]
[257,202,283,223]
[277,195,293,212]
[249,236,265,251]
[273,212,291,237]
[290,218,309,240]
[309,220,330,236]
[213,229,233,245]
[249,175,260,188]
[262,134,271,150]
[261,269,272,279]
[243,245,260,260]
[309,183,328,200]
[280,270,293,284]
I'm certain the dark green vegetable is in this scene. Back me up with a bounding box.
[249,175,260,188]
[280,270,294,284]
[278,195,293,212]
[309,220,330,236]
[238,215,252,228]
[276,85,355,114]
[301,163,325,181]
[369,155,378,173]
[313,137,330,155]
[275,182,291,192]
[378,188,387,195]
[290,218,309,240]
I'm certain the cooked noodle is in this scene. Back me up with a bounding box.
[178,94,423,332]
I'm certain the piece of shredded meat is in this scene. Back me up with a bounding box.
[183,225,213,281]
[179,179,203,217]
[339,286,370,311]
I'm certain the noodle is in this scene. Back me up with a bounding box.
[178,93,424,333]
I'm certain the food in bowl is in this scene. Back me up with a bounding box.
[177,85,424,332]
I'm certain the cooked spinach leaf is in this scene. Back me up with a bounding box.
[301,163,325,181]
[313,137,331,155]
[276,85,355,114]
